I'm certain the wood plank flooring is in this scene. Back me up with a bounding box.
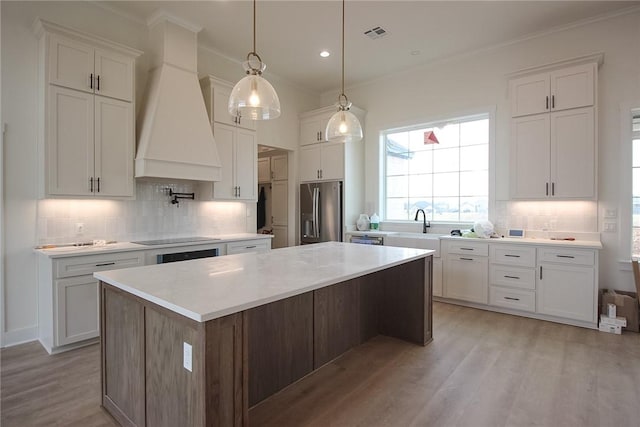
[2,302,640,426]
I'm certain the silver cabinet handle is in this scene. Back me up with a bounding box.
[95,262,115,267]
[546,182,549,196]
[245,245,256,249]
[505,254,520,258]
[551,95,555,109]
[504,275,520,280]
[540,266,543,280]
[90,73,93,89]
[89,177,94,192]
[96,75,100,91]
[460,248,474,251]
[546,95,549,110]
[556,255,575,259]
[552,182,555,196]
[504,296,520,301]
[460,257,473,261]
[96,177,100,193]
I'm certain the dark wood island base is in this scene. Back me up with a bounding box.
[101,257,432,427]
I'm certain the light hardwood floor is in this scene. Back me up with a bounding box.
[2,302,640,426]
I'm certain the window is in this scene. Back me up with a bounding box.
[383,114,489,222]
[632,114,640,257]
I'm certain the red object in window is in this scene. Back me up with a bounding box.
[424,130,439,144]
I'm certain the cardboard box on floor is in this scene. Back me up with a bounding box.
[600,289,639,333]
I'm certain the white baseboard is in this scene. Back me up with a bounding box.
[1,326,38,348]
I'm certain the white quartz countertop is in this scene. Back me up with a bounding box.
[35,233,272,258]
[440,235,603,249]
[95,242,433,322]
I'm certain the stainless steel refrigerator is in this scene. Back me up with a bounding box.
[300,181,343,244]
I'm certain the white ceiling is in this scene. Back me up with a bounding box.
[99,1,638,93]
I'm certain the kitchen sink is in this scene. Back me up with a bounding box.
[384,232,444,257]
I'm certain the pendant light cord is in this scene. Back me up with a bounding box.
[253,0,257,54]
[341,0,345,98]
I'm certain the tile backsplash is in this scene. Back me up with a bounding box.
[493,200,598,233]
[37,181,251,244]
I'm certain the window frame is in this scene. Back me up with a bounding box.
[380,109,495,225]
[631,111,640,258]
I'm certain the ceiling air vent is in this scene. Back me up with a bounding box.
[364,26,388,40]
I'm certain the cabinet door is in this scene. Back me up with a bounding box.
[537,263,595,322]
[212,123,236,199]
[510,72,550,117]
[271,225,288,249]
[258,158,271,183]
[300,117,323,146]
[550,64,594,112]
[55,275,99,346]
[271,154,288,180]
[47,85,94,196]
[319,142,344,180]
[444,256,488,304]
[299,145,322,182]
[94,96,134,197]
[432,258,443,297]
[235,128,257,201]
[211,83,236,127]
[510,114,550,199]
[550,107,595,198]
[94,49,134,102]
[48,34,94,94]
[271,181,288,226]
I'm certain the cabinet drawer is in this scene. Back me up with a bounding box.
[537,247,594,266]
[447,241,488,256]
[489,265,536,290]
[55,252,145,278]
[490,245,535,267]
[489,286,535,313]
[227,239,271,255]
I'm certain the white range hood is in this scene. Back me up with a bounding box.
[135,13,221,182]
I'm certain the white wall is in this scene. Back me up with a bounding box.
[321,11,640,293]
[0,1,319,346]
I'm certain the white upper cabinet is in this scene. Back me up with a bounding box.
[200,75,258,201]
[510,63,595,117]
[299,142,345,182]
[201,75,256,131]
[299,111,333,145]
[48,34,135,102]
[509,59,598,200]
[36,20,141,199]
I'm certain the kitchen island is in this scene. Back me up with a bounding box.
[95,242,433,427]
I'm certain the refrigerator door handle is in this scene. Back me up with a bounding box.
[314,187,320,238]
[311,187,317,238]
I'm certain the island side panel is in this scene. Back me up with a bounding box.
[101,283,146,427]
[204,312,246,426]
[314,277,362,369]
[378,257,432,345]
[247,293,314,406]
[145,307,206,427]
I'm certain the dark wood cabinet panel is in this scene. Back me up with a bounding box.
[101,286,145,427]
[247,293,313,406]
[314,278,361,368]
[379,258,432,345]
[205,313,246,426]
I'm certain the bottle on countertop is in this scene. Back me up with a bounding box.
[356,214,370,231]
[370,213,380,230]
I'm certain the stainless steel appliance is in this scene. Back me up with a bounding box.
[156,248,219,263]
[132,237,222,264]
[349,235,384,245]
[300,181,343,244]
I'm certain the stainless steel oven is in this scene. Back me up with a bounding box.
[156,248,219,263]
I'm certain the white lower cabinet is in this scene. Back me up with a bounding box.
[442,239,599,328]
[55,275,100,346]
[432,258,443,297]
[444,255,488,304]
[537,260,596,323]
[38,251,145,353]
[227,239,271,255]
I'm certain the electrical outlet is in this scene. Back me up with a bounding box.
[75,222,84,235]
[605,209,617,219]
[603,222,617,232]
[183,342,192,372]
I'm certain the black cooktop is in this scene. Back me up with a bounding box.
[131,237,221,246]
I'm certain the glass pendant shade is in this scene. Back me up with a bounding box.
[229,61,281,120]
[326,108,362,143]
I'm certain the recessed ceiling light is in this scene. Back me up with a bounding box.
[320,50,331,58]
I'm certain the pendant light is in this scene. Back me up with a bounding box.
[325,0,362,143]
[229,0,281,120]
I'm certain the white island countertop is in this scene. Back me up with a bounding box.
[95,242,433,322]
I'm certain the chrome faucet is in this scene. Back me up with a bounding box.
[414,209,431,233]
